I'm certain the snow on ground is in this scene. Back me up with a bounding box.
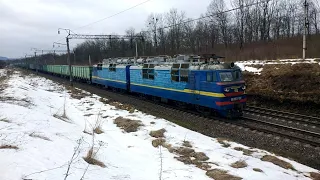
[0,69,319,180]
[235,58,320,74]
[0,69,6,76]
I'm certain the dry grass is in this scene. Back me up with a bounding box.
[99,97,109,104]
[29,133,51,141]
[0,118,11,123]
[67,86,88,100]
[217,138,231,148]
[175,147,195,156]
[253,168,263,172]
[0,144,19,150]
[83,130,93,135]
[114,117,143,132]
[206,169,242,180]
[150,136,211,171]
[261,155,295,170]
[182,140,192,148]
[83,148,106,168]
[244,63,320,104]
[197,163,212,171]
[109,101,135,113]
[93,125,103,134]
[233,147,255,156]
[310,172,320,180]
[193,152,209,161]
[175,156,193,164]
[231,160,248,168]
[249,64,264,69]
[152,138,166,148]
[53,114,70,123]
[93,126,104,134]
[150,121,155,124]
[149,128,166,138]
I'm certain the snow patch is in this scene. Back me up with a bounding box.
[236,58,320,74]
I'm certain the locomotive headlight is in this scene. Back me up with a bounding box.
[224,87,230,92]
[242,85,246,90]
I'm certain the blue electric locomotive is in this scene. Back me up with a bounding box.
[92,55,246,118]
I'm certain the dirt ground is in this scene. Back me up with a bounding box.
[243,63,320,115]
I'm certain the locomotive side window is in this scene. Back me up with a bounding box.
[142,64,148,79]
[97,63,102,70]
[171,63,180,81]
[171,63,189,82]
[233,70,242,80]
[212,72,217,81]
[206,72,212,82]
[142,64,155,80]
[180,63,189,82]
[109,64,116,72]
[148,64,155,80]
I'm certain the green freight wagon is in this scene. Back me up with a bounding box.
[46,65,67,76]
[72,66,92,81]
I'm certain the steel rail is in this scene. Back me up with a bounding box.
[241,116,320,147]
[245,106,320,126]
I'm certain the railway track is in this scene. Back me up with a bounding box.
[240,116,320,147]
[18,69,320,168]
[243,106,320,147]
[245,105,320,127]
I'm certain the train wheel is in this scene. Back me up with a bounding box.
[138,93,147,100]
[174,101,187,109]
[195,105,211,116]
[152,96,161,103]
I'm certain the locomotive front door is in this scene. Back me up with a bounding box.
[190,72,200,101]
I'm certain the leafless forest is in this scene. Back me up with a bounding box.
[35,0,320,64]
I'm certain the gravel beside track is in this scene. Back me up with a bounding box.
[21,69,320,169]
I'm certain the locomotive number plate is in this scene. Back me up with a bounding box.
[231,97,242,101]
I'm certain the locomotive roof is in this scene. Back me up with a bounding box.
[98,54,240,71]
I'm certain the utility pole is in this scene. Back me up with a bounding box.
[303,0,309,60]
[35,51,38,74]
[31,48,38,74]
[58,28,73,86]
[66,36,72,86]
[135,39,138,58]
[149,17,158,55]
[73,50,76,65]
[53,50,56,65]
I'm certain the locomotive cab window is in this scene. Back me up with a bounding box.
[219,72,233,82]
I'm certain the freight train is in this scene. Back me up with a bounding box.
[18,54,246,118]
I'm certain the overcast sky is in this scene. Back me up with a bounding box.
[0,0,216,58]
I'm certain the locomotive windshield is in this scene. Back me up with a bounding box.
[219,70,242,82]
